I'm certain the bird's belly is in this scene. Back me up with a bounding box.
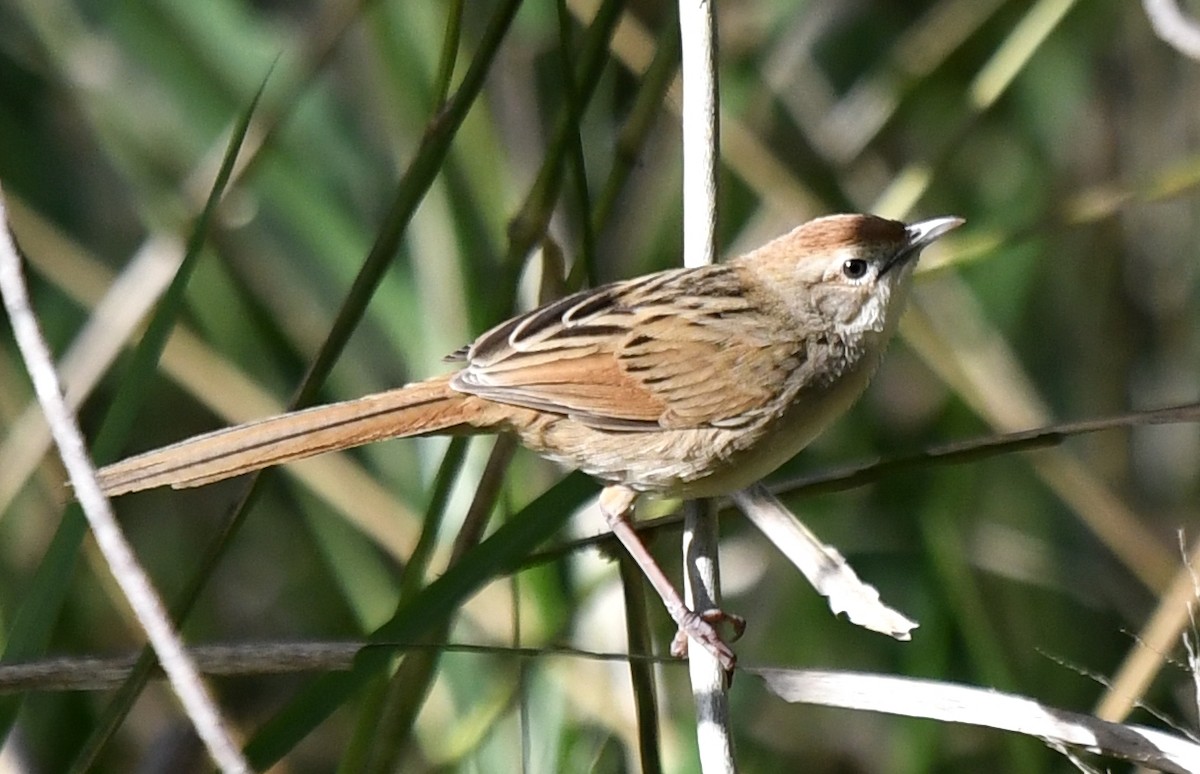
[670,368,871,496]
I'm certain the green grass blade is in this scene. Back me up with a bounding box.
[244,471,596,769]
[0,64,270,752]
[54,71,273,772]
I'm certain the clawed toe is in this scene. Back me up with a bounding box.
[669,607,744,672]
[700,608,746,642]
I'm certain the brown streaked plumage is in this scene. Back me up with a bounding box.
[94,213,963,670]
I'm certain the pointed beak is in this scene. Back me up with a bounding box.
[880,216,964,276]
[906,216,965,249]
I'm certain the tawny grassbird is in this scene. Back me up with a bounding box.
[95,213,962,669]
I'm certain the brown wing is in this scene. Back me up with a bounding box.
[450,265,806,431]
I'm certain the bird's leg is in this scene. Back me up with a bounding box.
[598,485,739,671]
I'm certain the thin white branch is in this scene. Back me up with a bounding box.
[1143,0,1200,60]
[682,501,735,769]
[0,235,181,513]
[680,0,719,271]
[1180,530,1200,724]
[0,188,250,774]
[679,0,733,771]
[754,668,1200,774]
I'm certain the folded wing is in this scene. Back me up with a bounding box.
[452,265,805,431]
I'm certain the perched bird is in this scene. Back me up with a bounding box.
[95,213,962,669]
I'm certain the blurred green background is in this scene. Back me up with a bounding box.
[1,0,1198,771]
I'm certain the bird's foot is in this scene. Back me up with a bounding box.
[669,607,746,672]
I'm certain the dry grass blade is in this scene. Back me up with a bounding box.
[733,485,918,639]
[754,668,1200,774]
[1095,533,1200,722]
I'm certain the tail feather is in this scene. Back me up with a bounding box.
[97,375,481,496]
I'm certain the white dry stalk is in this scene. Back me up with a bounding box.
[0,188,250,774]
[1143,0,1200,61]
[678,0,734,772]
[755,668,1200,773]
[733,485,918,639]
[1180,530,1200,724]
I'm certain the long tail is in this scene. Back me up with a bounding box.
[96,374,484,496]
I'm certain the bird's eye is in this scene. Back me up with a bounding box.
[842,258,868,279]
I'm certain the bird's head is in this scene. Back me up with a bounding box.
[741,213,963,338]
